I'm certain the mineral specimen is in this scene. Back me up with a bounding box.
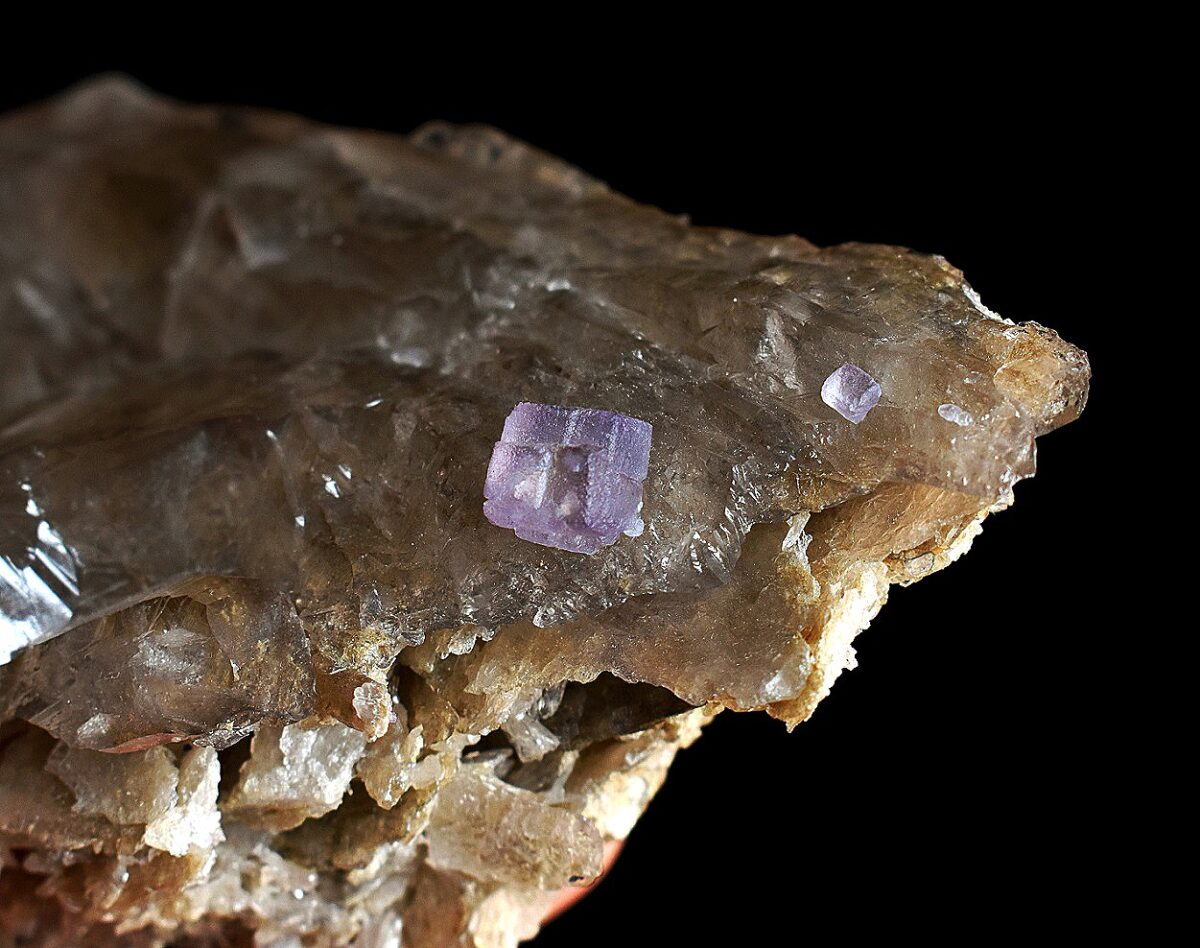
[0,77,1089,947]
[939,402,974,427]
[821,363,882,424]
[483,403,651,554]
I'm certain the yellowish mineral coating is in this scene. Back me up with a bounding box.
[0,77,1088,946]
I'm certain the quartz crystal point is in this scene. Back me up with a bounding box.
[0,78,1089,947]
[483,403,651,554]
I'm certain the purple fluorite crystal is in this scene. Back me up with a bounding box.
[483,403,652,554]
[821,363,882,424]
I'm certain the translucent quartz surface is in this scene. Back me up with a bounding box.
[0,81,1087,661]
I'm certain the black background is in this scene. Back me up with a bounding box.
[2,49,1120,945]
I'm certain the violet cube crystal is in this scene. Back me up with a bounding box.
[483,403,653,554]
[821,363,882,424]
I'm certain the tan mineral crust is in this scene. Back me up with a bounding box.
[0,77,1089,946]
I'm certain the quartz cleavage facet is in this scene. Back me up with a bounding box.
[483,403,652,554]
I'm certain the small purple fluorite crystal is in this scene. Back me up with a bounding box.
[483,403,653,554]
[821,363,882,424]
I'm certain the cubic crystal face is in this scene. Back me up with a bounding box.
[821,363,882,424]
[483,403,652,554]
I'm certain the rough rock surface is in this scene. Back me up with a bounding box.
[0,78,1089,946]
